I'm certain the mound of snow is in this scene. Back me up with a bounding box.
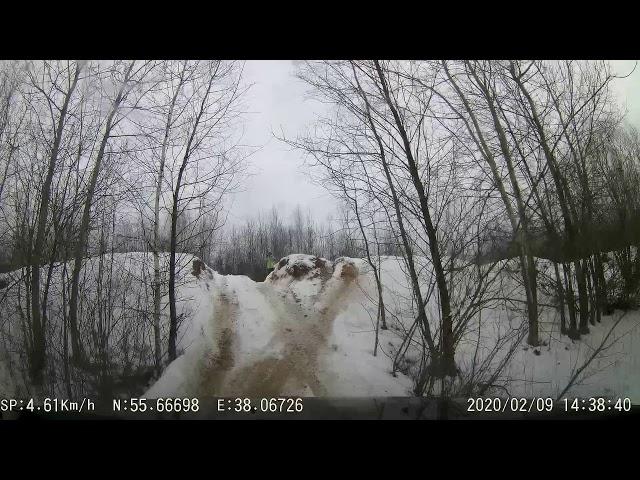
[267,254,333,282]
[332,257,359,280]
[0,251,208,399]
[145,254,414,398]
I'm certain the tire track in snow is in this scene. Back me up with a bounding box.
[222,273,356,397]
[197,274,238,396]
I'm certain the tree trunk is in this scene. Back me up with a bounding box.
[29,63,81,384]
[586,257,597,326]
[563,263,580,339]
[168,190,180,362]
[153,74,181,373]
[351,64,437,378]
[576,259,590,334]
[445,62,539,346]
[595,253,606,319]
[554,262,567,334]
[346,188,387,330]
[374,60,455,377]
[168,70,216,362]
[69,62,134,366]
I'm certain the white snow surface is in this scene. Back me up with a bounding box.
[147,253,640,401]
[2,251,639,401]
[147,255,414,397]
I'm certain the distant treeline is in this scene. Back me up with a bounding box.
[206,205,401,281]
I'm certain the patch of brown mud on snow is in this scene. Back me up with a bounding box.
[198,281,237,396]
[223,268,357,397]
[269,255,333,281]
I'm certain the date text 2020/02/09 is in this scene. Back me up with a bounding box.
[467,397,632,413]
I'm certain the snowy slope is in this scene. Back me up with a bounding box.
[147,253,640,401]
[0,251,204,398]
[3,251,638,402]
[146,255,414,397]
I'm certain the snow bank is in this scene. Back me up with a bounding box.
[6,249,637,402]
[146,254,414,397]
[0,251,204,398]
[150,252,640,401]
[267,254,333,282]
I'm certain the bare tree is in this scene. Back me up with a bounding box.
[434,60,541,345]
[167,61,246,361]
[27,61,82,385]
[68,61,153,366]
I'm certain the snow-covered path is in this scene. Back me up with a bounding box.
[4,252,638,403]
[148,259,361,398]
[143,255,418,399]
[200,271,356,397]
[197,273,239,396]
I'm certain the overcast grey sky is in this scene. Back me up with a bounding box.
[227,60,640,225]
[226,60,336,225]
[611,60,640,127]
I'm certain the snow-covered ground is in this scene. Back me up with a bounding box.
[1,251,639,402]
[147,255,414,397]
[0,251,203,398]
[147,253,640,401]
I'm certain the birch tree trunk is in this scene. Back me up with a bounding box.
[29,62,81,384]
[69,61,135,365]
[152,64,184,373]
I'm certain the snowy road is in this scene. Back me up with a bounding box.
[189,267,356,397]
[145,255,414,399]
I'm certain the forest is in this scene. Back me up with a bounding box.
[1,60,639,406]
